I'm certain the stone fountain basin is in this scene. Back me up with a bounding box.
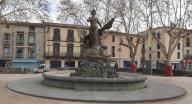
[42,71,147,91]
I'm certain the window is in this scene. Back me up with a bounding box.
[17,32,24,43]
[28,32,35,44]
[177,52,180,59]
[149,54,151,59]
[157,32,160,39]
[67,30,74,42]
[28,47,35,58]
[53,28,60,41]
[112,35,115,42]
[53,43,60,56]
[157,51,160,59]
[187,50,189,55]
[3,47,10,57]
[29,26,35,32]
[157,43,160,49]
[65,61,75,67]
[4,33,10,44]
[186,38,190,47]
[177,43,180,50]
[156,61,159,69]
[67,44,73,57]
[16,48,24,58]
[142,44,145,49]
[112,46,115,57]
[142,44,145,53]
[186,50,190,58]
[149,47,151,51]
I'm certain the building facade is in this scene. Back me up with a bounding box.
[144,27,184,70]
[183,35,192,71]
[0,22,45,70]
[102,31,142,69]
[44,23,87,69]
[1,21,191,71]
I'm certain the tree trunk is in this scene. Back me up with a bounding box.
[131,57,135,64]
[130,56,136,73]
[165,57,171,65]
[164,56,173,76]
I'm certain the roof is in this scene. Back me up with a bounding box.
[0,21,44,27]
[0,21,89,29]
[138,26,192,34]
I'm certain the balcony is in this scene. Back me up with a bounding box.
[3,54,11,59]
[15,54,24,58]
[28,40,35,45]
[45,52,80,59]
[2,40,11,45]
[16,39,24,44]
[28,55,36,58]
[184,54,192,59]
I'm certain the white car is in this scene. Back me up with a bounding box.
[34,64,47,73]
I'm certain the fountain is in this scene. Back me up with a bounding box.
[42,9,147,91]
[7,9,186,103]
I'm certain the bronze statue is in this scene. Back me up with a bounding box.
[84,9,115,49]
[86,9,101,48]
[73,9,118,78]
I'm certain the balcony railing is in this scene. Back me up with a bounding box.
[45,52,80,58]
[184,54,192,59]
[15,54,24,58]
[2,40,11,45]
[16,39,24,44]
[3,54,11,59]
[28,55,36,58]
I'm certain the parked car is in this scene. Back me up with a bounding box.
[34,64,47,73]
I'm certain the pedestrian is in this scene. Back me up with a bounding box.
[114,62,119,78]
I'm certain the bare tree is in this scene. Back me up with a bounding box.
[0,0,49,22]
[137,0,192,75]
[119,35,146,64]
[57,0,116,26]
[114,0,147,65]
[151,0,192,68]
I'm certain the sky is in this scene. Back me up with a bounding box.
[47,0,82,23]
[48,0,59,23]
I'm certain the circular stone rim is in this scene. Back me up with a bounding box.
[7,77,187,103]
[42,71,147,91]
[43,71,147,82]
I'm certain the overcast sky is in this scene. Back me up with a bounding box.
[48,0,59,22]
[47,0,82,23]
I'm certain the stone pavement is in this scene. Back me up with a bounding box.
[0,72,192,104]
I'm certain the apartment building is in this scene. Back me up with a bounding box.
[102,31,142,68]
[144,27,184,70]
[1,21,191,71]
[0,22,45,70]
[43,23,143,69]
[44,23,88,69]
[183,35,192,71]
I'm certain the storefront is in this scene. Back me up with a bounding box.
[12,59,41,70]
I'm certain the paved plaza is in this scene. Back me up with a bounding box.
[0,72,191,104]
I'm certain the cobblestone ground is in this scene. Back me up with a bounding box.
[0,71,191,104]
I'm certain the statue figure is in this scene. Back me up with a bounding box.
[72,9,118,78]
[85,9,115,48]
[82,9,115,57]
[87,9,102,48]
